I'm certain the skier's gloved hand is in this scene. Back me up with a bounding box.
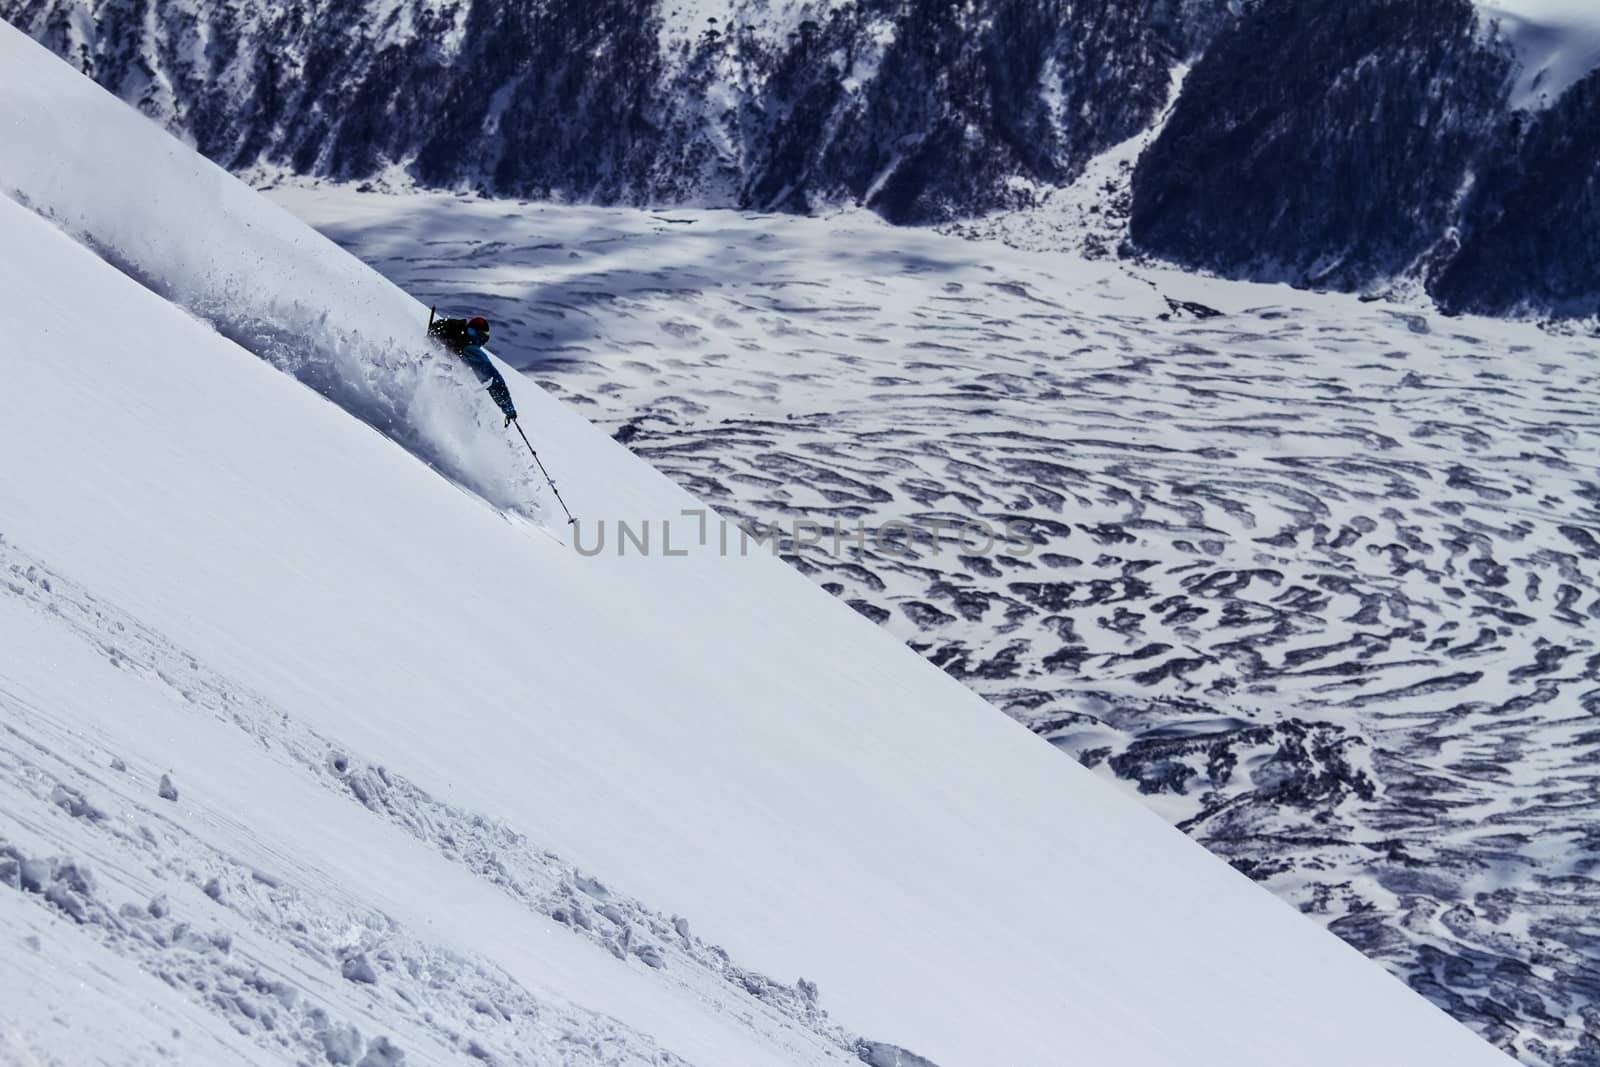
[505,412,517,427]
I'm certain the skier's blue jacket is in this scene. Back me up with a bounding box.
[429,318,517,421]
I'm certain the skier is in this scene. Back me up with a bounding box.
[428,312,518,426]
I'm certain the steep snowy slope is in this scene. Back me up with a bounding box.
[0,23,1518,1067]
[0,148,845,1067]
[274,187,1600,1067]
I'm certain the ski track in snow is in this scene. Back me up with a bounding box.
[0,535,860,1067]
[274,186,1600,1067]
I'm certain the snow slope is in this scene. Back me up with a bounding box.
[275,188,1600,1066]
[0,23,1516,1067]
[1478,0,1600,108]
[0,176,840,1067]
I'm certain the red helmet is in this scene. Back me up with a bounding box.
[467,316,489,333]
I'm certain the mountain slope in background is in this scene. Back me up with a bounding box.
[0,23,1520,1067]
[0,0,1229,221]
[1130,0,1515,292]
[1130,0,1600,317]
[7,0,1597,315]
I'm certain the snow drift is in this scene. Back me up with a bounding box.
[0,21,1515,1067]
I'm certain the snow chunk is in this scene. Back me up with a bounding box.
[341,952,379,985]
[357,1036,406,1067]
[855,1040,942,1067]
[50,784,107,821]
[317,1023,364,1065]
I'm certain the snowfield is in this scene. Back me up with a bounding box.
[0,20,1527,1067]
[268,185,1600,1067]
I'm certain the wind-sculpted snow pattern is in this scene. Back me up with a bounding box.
[280,187,1600,1066]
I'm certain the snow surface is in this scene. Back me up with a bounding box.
[0,21,1517,1067]
[1477,0,1600,108]
[274,186,1600,1066]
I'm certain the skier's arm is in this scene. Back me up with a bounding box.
[460,343,518,423]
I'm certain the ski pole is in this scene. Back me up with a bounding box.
[514,420,577,526]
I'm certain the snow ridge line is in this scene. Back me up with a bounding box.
[0,534,868,1064]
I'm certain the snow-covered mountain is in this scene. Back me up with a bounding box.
[0,22,1524,1067]
[276,185,1600,1067]
[5,0,1598,316]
